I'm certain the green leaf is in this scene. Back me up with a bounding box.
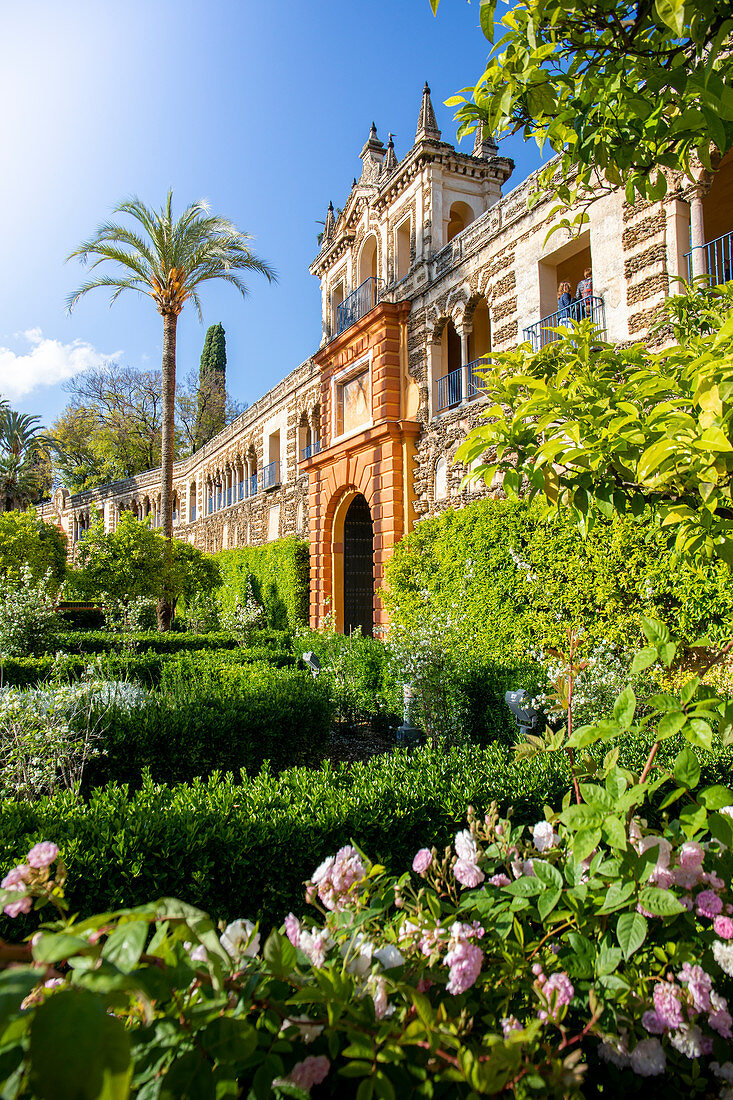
[641,617,670,647]
[599,880,635,913]
[573,827,601,863]
[601,815,627,851]
[684,719,714,751]
[617,912,647,959]
[673,745,701,789]
[30,990,131,1100]
[504,876,543,897]
[160,1051,216,1100]
[659,710,688,740]
[709,811,733,848]
[533,860,563,890]
[631,647,658,674]
[679,802,709,836]
[612,687,636,729]
[32,934,92,966]
[263,929,297,978]
[537,887,561,920]
[102,921,148,974]
[654,0,686,35]
[638,887,686,916]
[0,968,40,1034]
[597,944,623,976]
[699,785,733,810]
[200,1018,257,1064]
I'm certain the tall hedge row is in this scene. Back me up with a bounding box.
[215,537,309,631]
[383,499,733,659]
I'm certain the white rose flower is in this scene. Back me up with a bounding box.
[221,919,260,960]
[373,944,406,970]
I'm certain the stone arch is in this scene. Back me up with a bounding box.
[434,455,449,501]
[357,232,379,285]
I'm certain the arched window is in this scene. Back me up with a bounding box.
[435,456,449,500]
[447,201,475,243]
[358,234,378,285]
[189,482,197,522]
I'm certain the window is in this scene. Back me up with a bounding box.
[335,365,370,438]
[447,201,475,243]
[395,217,411,280]
[435,456,448,500]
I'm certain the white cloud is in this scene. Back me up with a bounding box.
[0,329,122,401]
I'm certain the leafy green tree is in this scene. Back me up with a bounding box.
[73,511,219,607]
[436,0,733,224]
[0,511,66,592]
[456,285,733,565]
[66,191,275,628]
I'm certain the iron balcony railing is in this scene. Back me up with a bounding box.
[468,357,491,399]
[685,230,733,285]
[336,277,381,336]
[301,439,322,461]
[238,480,244,501]
[261,460,281,491]
[249,473,258,497]
[523,295,606,352]
[436,367,462,412]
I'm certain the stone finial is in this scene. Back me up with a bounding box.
[383,132,397,172]
[472,120,499,159]
[322,200,336,244]
[359,121,386,184]
[415,81,441,142]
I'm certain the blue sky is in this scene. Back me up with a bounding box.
[0,0,543,427]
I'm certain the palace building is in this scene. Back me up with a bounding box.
[42,84,733,634]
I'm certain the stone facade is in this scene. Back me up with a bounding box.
[42,85,732,632]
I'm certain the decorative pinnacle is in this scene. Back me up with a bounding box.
[472,120,499,159]
[322,200,336,243]
[383,132,397,172]
[415,81,441,142]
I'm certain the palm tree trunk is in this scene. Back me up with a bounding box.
[157,311,177,631]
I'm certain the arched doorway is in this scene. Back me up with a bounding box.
[343,494,374,636]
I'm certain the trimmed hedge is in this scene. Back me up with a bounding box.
[83,663,334,789]
[383,499,733,660]
[0,646,295,688]
[216,537,309,631]
[46,629,291,655]
[0,745,571,933]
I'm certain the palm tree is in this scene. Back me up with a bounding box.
[0,409,51,511]
[67,191,276,628]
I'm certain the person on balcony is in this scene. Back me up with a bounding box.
[575,268,593,317]
[557,281,574,320]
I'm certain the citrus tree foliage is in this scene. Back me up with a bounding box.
[3,627,733,1096]
[73,512,220,605]
[457,286,733,565]
[435,0,733,222]
[0,511,65,592]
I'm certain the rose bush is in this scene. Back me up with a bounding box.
[0,620,732,1097]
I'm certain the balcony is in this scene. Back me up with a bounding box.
[336,277,381,336]
[301,439,322,461]
[686,230,733,285]
[261,460,281,491]
[435,358,492,413]
[523,296,606,352]
[436,368,462,412]
[249,473,258,497]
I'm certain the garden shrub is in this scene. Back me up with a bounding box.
[295,628,402,731]
[0,744,571,932]
[216,536,309,631]
[1,645,295,689]
[383,499,733,661]
[0,568,59,658]
[55,601,105,631]
[81,662,333,788]
[0,511,66,592]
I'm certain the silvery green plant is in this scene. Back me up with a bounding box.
[0,566,58,658]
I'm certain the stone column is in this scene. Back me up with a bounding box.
[690,188,708,280]
[460,330,470,405]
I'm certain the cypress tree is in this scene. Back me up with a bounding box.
[195,323,227,449]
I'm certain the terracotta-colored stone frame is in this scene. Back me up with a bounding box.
[302,301,419,632]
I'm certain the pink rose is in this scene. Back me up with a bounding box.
[1,865,30,890]
[26,842,58,870]
[714,916,733,940]
[453,859,485,888]
[287,1055,330,1091]
[4,896,32,919]
[412,848,433,875]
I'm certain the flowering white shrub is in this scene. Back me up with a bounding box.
[220,576,264,642]
[100,594,157,635]
[183,591,220,633]
[0,675,145,800]
[0,566,58,657]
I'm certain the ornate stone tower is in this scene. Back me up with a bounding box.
[304,84,514,633]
